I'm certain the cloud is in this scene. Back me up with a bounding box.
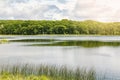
[0,0,120,21]
[57,0,67,3]
[0,0,74,20]
[72,0,120,22]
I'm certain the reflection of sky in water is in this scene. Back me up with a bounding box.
[1,35,120,79]
[1,35,120,41]
[0,43,120,72]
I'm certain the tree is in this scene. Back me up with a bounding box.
[52,25,66,34]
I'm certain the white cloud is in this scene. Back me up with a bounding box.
[0,0,76,20]
[0,0,120,21]
[72,0,120,22]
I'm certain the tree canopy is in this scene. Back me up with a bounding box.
[0,20,120,35]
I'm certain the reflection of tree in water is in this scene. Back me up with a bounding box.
[11,39,55,42]
[30,40,120,48]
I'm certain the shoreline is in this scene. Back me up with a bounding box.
[0,34,120,36]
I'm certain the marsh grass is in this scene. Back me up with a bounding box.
[0,64,96,80]
[0,39,8,44]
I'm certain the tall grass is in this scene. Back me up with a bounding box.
[0,64,96,80]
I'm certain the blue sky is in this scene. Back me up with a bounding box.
[0,0,120,21]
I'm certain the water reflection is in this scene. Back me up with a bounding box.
[10,38,120,47]
[29,40,120,47]
[11,39,55,42]
[1,36,120,79]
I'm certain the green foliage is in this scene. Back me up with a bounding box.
[0,39,8,44]
[0,64,96,80]
[0,74,50,80]
[52,25,66,34]
[40,75,49,80]
[0,20,120,35]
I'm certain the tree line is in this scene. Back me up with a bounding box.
[0,19,120,35]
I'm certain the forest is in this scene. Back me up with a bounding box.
[0,19,120,35]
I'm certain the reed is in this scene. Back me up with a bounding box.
[0,64,96,80]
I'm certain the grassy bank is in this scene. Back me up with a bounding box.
[0,64,96,80]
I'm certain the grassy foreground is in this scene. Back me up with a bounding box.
[0,64,96,80]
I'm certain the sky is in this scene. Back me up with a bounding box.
[0,0,120,22]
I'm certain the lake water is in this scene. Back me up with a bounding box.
[0,35,120,79]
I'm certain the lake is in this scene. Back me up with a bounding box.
[0,35,120,79]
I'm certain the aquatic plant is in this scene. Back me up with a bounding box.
[0,39,8,44]
[0,64,96,80]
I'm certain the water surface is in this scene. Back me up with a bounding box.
[0,35,120,79]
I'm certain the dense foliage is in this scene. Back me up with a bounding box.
[0,19,120,35]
